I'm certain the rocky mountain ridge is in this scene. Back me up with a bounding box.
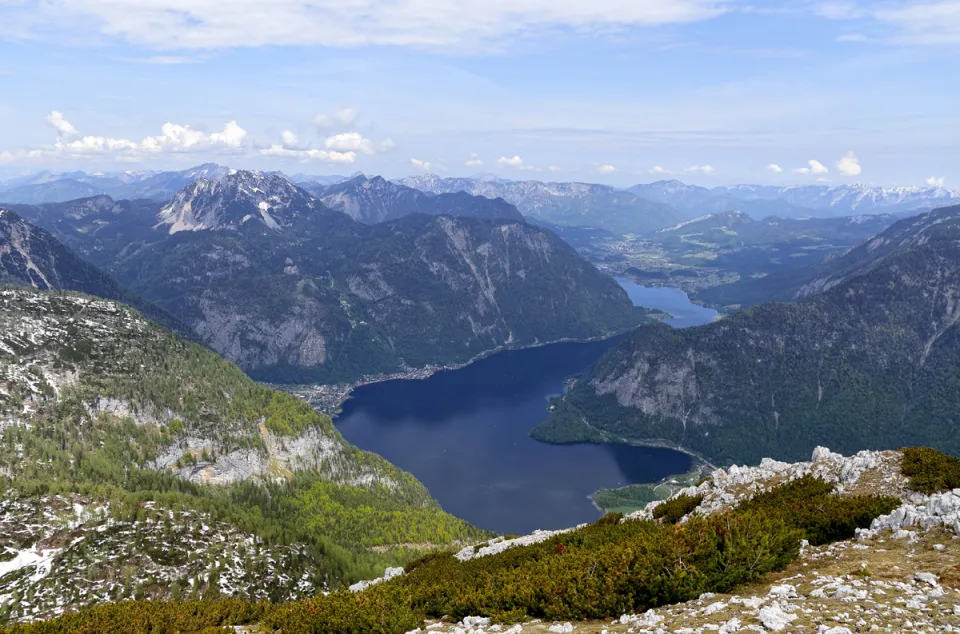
[9,173,646,383]
[307,175,525,224]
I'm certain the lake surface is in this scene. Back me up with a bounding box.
[614,277,719,328]
[335,281,717,534]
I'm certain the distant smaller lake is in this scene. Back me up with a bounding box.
[614,277,719,328]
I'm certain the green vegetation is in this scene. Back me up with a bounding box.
[2,475,897,634]
[651,493,704,524]
[0,599,267,634]
[537,208,960,466]
[591,465,710,515]
[0,288,487,617]
[900,447,960,495]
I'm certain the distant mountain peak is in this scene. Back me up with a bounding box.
[157,170,317,234]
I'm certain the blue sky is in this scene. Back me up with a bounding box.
[0,1,958,187]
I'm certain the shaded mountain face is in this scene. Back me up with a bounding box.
[7,195,164,267]
[535,205,960,466]
[398,175,683,235]
[0,208,193,338]
[310,175,525,224]
[693,213,903,308]
[17,171,644,384]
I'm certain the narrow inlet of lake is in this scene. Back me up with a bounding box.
[334,279,715,534]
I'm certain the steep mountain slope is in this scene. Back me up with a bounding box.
[694,212,912,308]
[0,209,192,338]
[16,171,645,384]
[7,196,165,267]
[311,175,524,224]
[535,205,960,465]
[0,286,484,619]
[398,175,683,235]
[156,171,319,232]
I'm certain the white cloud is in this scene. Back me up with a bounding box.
[314,107,360,128]
[324,132,375,154]
[927,176,946,187]
[140,121,248,152]
[378,138,395,152]
[836,151,862,177]
[684,164,716,175]
[29,1,730,51]
[595,164,617,174]
[498,155,526,169]
[793,159,829,175]
[0,151,14,164]
[259,145,357,163]
[836,33,868,42]
[45,111,78,138]
[548,165,565,173]
[281,130,302,150]
[465,153,483,167]
[876,2,960,45]
[766,163,783,173]
[410,158,431,171]
[649,165,671,175]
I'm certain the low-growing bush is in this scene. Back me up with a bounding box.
[900,447,960,495]
[735,475,900,545]
[652,493,704,524]
[0,599,267,634]
[2,476,901,634]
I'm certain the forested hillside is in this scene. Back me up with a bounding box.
[0,287,485,620]
[535,206,960,465]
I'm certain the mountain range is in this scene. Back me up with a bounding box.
[301,174,525,224]
[396,175,685,235]
[535,204,960,465]
[5,171,647,384]
[4,164,958,233]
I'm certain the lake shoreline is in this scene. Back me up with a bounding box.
[277,325,648,416]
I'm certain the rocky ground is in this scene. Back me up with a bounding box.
[0,493,320,622]
[398,447,960,634]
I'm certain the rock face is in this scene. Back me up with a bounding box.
[15,173,645,383]
[0,209,192,338]
[536,205,960,465]
[157,171,319,233]
[0,287,402,489]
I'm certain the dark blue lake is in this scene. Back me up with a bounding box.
[335,281,716,534]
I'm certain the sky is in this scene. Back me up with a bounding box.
[0,1,958,188]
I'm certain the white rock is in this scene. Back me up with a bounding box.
[547,623,573,633]
[758,604,798,631]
